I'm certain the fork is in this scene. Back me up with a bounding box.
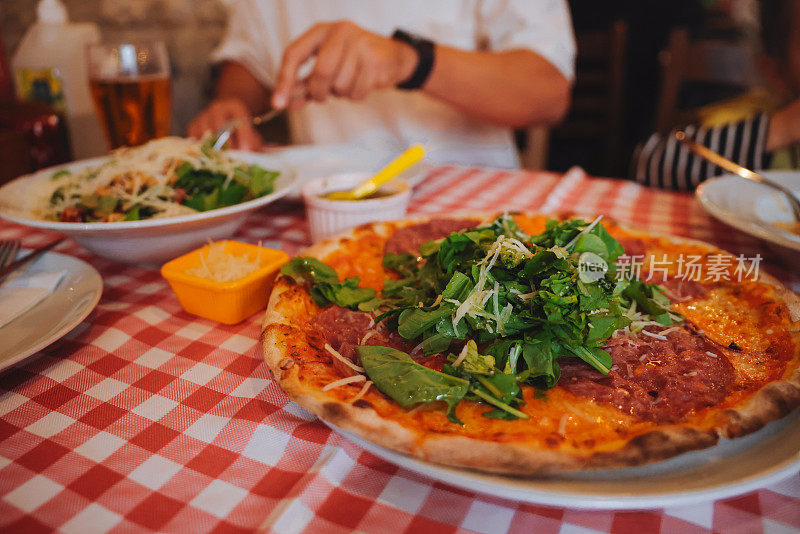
[675,131,800,221]
[210,87,308,151]
[0,239,20,270]
[211,107,285,151]
[0,238,64,283]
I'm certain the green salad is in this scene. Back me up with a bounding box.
[42,136,279,222]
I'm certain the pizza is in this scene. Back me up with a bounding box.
[261,213,800,474]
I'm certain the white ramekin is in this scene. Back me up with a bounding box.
[302,172,411,242]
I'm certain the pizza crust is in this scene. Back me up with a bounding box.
[262,213,800,475]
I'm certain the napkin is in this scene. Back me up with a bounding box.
[0,270,65,329]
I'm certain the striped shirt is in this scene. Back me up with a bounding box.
[630,114,771,191]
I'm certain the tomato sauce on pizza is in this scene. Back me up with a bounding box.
[262,214,800,473]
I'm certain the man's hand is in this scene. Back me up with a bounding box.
[187,98,264,151]
[272,21,417,109]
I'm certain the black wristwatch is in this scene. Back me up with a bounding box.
[391,29,435,90]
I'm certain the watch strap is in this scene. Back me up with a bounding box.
[392,29,435,90]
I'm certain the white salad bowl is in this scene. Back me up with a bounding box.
[0,150,297,264]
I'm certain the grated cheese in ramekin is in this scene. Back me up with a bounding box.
[185,240,263,282]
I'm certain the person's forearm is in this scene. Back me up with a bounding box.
[766,99,800,152]
[215,61,271,115]
[421,46,571,128]
[270,21,571,127]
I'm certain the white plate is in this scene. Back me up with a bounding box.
[262,143,433,197]
[695,171,800,259]
[0,250,102,373]
[0,151,297,264]
[327,410,800,509]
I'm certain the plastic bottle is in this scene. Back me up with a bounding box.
[11,0,106,159]
[0,28,70,183]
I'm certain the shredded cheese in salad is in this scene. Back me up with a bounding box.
[39,136,279,222]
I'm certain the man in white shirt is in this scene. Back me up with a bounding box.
[188,0,576,168]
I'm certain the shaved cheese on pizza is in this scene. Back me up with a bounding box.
[262,213,800,475]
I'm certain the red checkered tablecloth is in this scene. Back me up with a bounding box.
[1,166,799,534]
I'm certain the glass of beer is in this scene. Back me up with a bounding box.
[87,41,172,149]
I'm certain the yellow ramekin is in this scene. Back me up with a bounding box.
[161,240,289,325]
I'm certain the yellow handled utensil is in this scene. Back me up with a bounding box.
[326,145,425,200]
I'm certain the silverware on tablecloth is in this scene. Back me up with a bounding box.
[675,130,800,222]
[0,238,65,282]
[0,239,20,270]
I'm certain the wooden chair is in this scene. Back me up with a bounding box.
[654,26,756,133]
[540,19,629,175]
[518,126,549,170]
